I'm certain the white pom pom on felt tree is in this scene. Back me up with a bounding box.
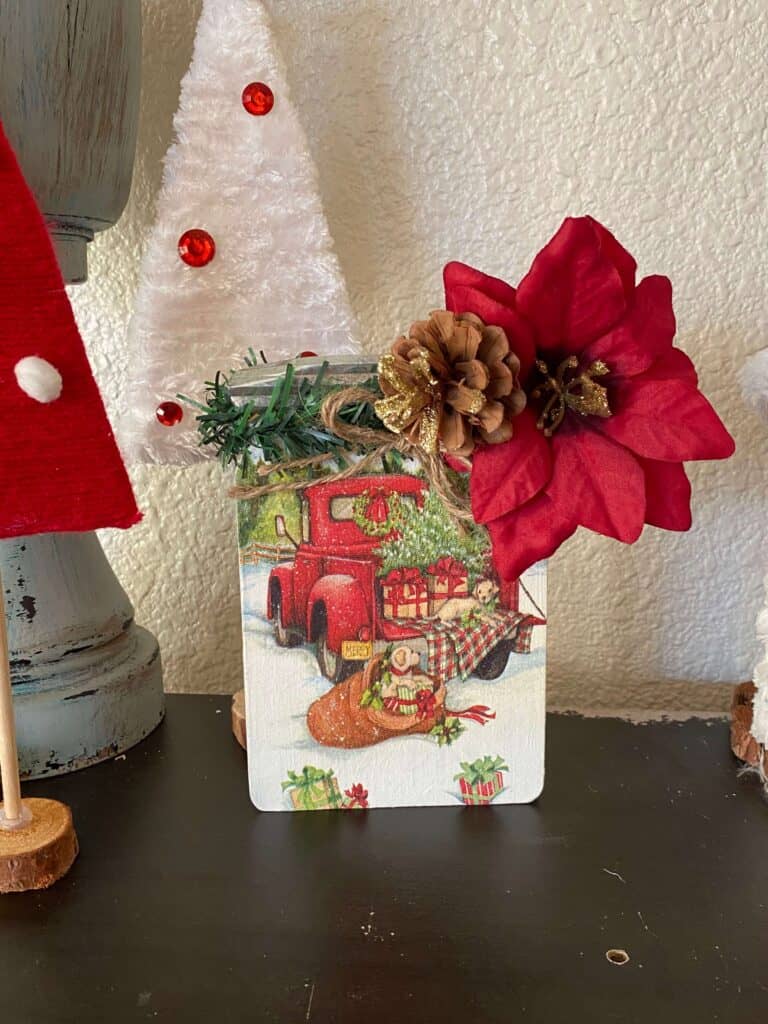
[14,356,63,404]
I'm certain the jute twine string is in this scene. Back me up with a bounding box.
[228,386,475,523]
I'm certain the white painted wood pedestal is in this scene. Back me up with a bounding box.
[0,2,164,779]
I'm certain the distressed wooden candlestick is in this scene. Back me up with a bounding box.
[0,1,164,779]
[0,573,78,893]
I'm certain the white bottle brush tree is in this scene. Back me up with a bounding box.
[121,0,359,465]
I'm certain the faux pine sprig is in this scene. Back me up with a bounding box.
[181,354,385,473]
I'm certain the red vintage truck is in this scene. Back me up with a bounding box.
[267,474,540,683]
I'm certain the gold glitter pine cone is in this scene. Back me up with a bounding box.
[375,309,526,456]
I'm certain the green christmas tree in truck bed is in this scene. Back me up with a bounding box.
[375,488,489,587]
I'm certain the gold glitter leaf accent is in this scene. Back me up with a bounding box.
[375,352,441,453]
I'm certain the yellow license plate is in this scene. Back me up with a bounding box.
[341,640,373,661]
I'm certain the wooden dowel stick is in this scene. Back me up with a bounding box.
[0,570,22,823]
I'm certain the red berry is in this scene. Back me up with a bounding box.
[298,351,317,358]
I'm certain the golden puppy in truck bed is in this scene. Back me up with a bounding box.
[435,578,500,623]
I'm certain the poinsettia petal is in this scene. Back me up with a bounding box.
[470,407,552,523]
[545,423,646,543]
[584,275,675,378]
[641,346,698,386]
[585,216,636,298]
[444,261,518,308]
[598,374,734,461]
[516,217,635,353]
[639,458,692,531]
[487,492,578,581]
[443,263,537,384]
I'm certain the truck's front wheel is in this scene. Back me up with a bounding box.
[272,590,299,648]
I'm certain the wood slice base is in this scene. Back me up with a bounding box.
[0,798,78,893]
[730,682,767,776]
[231,690,247,751]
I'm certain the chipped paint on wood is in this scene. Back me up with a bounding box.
[0,533,164,780]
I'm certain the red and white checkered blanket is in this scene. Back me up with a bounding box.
[393,610,534,682]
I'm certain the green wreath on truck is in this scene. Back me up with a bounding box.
[351,489,404,538]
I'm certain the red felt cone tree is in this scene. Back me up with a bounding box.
[0,122,140,535]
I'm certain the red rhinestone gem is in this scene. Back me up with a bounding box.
[242,82,274,116]
[178,229,215,267]
[156,401,183,427]
[298,351,317,358]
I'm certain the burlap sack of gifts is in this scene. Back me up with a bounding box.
[307,654,446,749]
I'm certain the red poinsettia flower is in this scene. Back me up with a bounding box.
[444,216,735,581]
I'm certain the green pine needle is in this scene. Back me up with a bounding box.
[180,358,386,473]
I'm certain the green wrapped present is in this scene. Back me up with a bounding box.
[281,765,343,811]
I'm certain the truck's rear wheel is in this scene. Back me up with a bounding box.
[474,641,512,680]
[315,624,352,684]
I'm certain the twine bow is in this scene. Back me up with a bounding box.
[229,387,474,525]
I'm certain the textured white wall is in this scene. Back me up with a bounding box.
[71,0,767,713]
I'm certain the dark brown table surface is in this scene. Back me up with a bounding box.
[1,694,765,1023]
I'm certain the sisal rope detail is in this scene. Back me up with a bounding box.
[228,386,475,523]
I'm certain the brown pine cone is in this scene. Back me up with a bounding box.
[379,309,526,456]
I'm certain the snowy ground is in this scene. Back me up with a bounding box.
[240,561,546,810]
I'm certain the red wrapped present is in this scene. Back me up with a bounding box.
[382,567,428,619]
[426,556,468,614]
[454,756,508,806]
